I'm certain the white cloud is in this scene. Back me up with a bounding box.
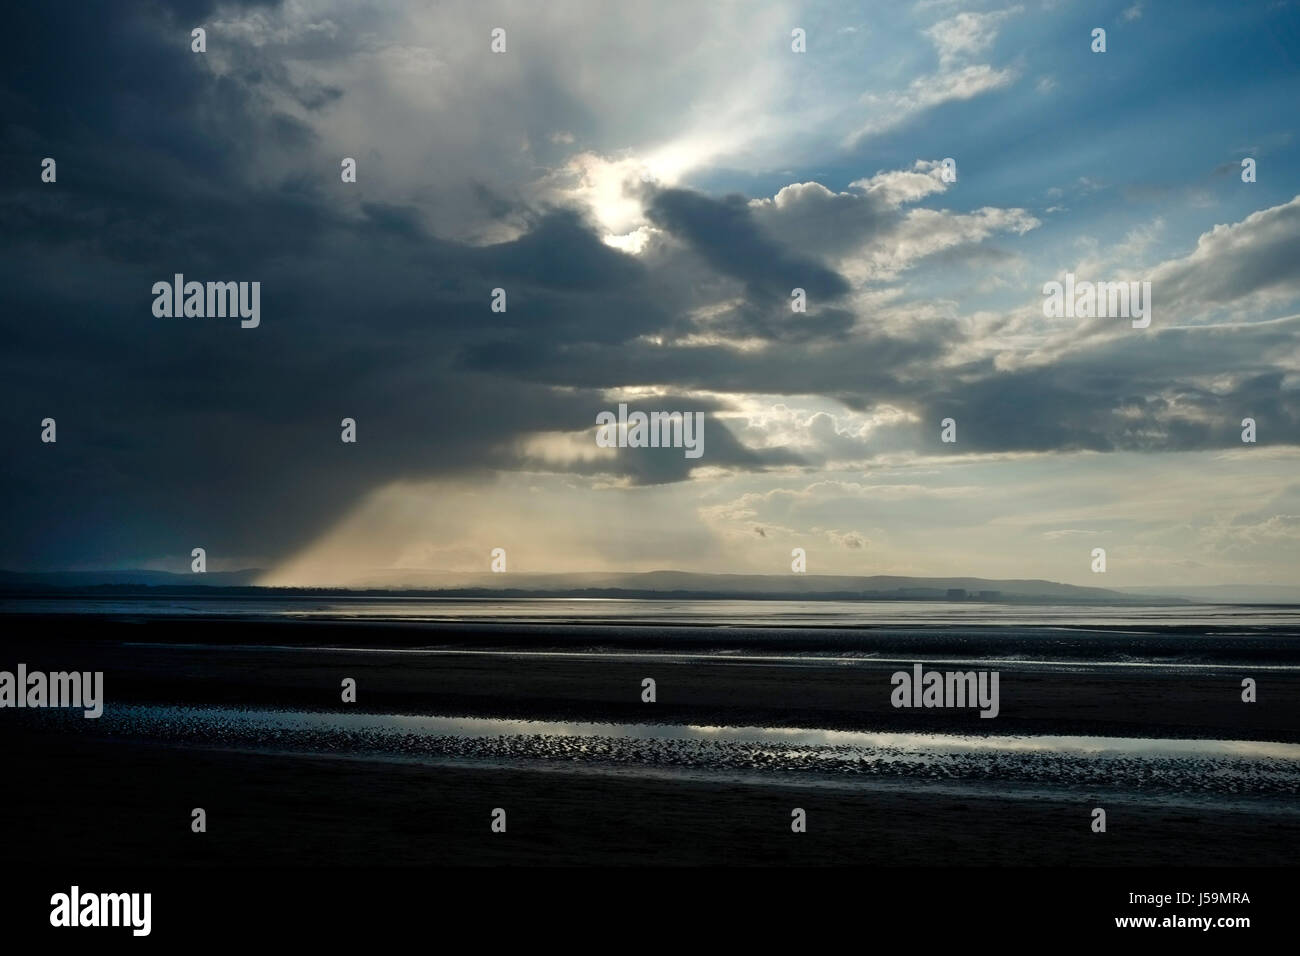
[849,64,1017,143]
[1150,195,1300,318]
[925,7,1022,67]
[848,6,1023,144]
[747,161,1039,283]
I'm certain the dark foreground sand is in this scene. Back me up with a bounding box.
[8,734,1300,866]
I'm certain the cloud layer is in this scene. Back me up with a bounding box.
[2,1,1298,585]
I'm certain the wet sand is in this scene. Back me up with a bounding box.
[5,614,1300,866]
[7,622,1300,741]
[8,733,1300,866]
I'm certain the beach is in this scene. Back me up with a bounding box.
[5,605,1299,866]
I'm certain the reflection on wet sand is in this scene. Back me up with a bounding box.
[24,704,1300,805]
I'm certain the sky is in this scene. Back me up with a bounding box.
[2,0,1298,588]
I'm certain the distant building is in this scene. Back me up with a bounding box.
[978,590,1001,600]
[946,588,967,600]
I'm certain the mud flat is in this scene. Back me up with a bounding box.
[7,730,1300,866]
[5,613,1299,866]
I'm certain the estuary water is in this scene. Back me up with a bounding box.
[5,595,1300,629]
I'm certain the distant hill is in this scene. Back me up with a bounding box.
[0,568,1177,604]
[1117,584,1300,605]
[339,569,1148,602]
[0,569,264,588]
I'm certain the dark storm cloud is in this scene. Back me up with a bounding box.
[647,188,851,303]
[521,394,806,486]
[855,320,1300,458]
[463,326,946,397]
[0,4,826,567]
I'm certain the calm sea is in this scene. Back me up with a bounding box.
[4,595,1300,628]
